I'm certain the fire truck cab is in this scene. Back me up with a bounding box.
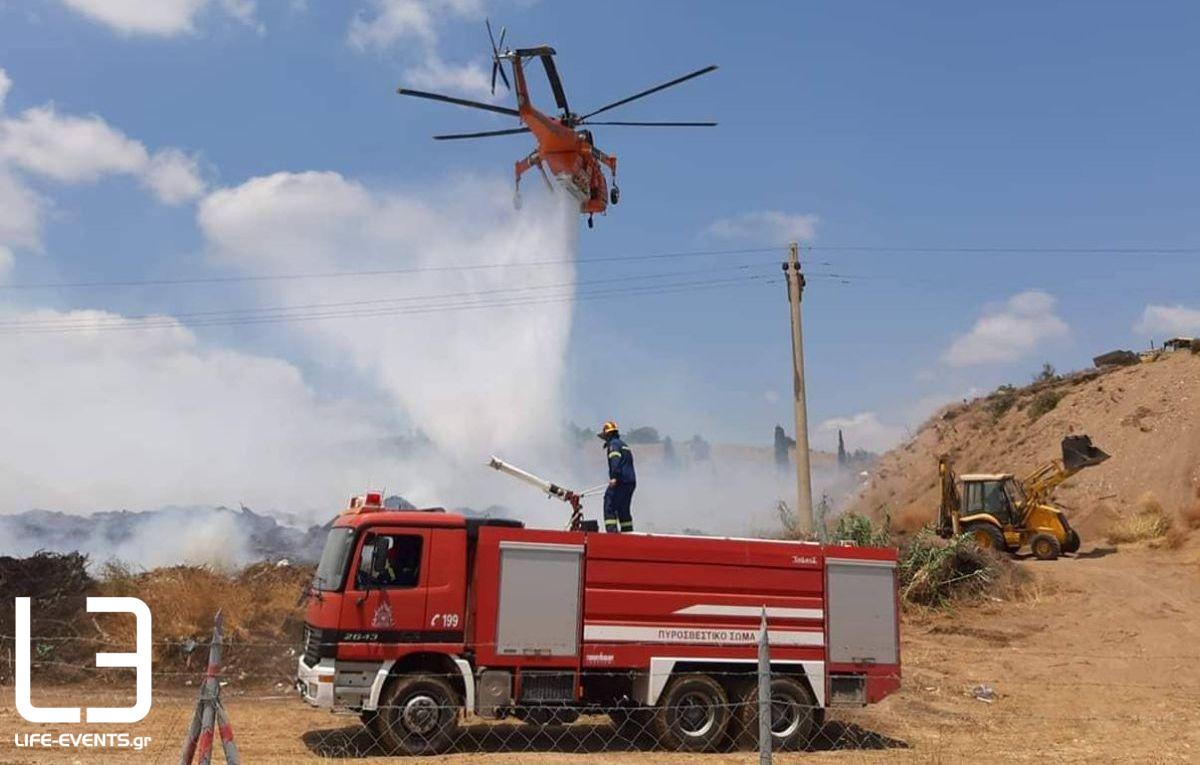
[297,492,900,755]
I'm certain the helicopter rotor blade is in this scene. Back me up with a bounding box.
[397,87,519,116]
[496,34,511,89]
[486,20,510,93]
[539,54,570,115]
[579,120,717,127]
[433,127,531,140]
[578,65,718,121]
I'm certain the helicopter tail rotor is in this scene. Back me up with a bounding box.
[486,19,511,94]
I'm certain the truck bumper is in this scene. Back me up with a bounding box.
[296,657,336,709]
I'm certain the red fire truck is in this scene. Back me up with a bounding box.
[297,492,900,754]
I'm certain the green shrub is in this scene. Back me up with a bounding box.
[986,384,1017,420]
[1027,389,1063,420]
[898,526,1015,607]
[834,512,892,547]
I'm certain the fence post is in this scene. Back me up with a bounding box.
[758,606,771,764]
[179,611,241,765]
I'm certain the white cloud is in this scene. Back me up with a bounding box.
[404,55,492,97]
[706,210,819,243]
[0,88,207,260]
[942,290,1069,367]
[1135,304,1200,338]
[0,69,11,111]
[349,0,494,99]
[59,0,259,37]
[0,246,13,281]
[0,106,148,183]
[0,307,391,513]
[0,99,206,266]
[142,148,207,204]
[816,411,906,454]
[348,0,482,50]
[0,168,44,251]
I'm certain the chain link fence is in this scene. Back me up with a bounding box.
[5,631,1200,762]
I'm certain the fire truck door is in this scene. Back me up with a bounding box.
[342,528,432,641]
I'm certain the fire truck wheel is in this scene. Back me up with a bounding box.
[1030,533,1061,561]
[734,676,818,751]
[1063,529,1081,554]
[653,674,730,752]
[375,674,460,756]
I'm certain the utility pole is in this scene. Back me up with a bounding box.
[783,241,814,535]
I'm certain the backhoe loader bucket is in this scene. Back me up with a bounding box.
[1061,435,1110,472]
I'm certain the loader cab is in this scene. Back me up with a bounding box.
[960,473,1023,526]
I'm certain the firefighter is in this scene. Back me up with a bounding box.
[598,421,636,532]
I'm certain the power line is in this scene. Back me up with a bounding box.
[0,246,781,291]
[0,273,780,335]
[0,265,772,331]
[807,245,1200,254]
[3,242,1197,292]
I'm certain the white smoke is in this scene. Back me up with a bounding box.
[1,508,256,570]
[196,171,581,516]
[0,172,581,529]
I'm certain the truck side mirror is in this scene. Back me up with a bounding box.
[359,534,376,577]
[369,536,391,579]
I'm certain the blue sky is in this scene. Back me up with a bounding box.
[1,0,1199,513]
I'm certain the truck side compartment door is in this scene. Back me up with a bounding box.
[423,528,468,641]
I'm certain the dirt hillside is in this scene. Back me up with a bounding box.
[847,351,1200,540]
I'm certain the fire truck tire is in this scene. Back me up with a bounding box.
[652,674,730,752]
[1063,529,1081,554]
[1030,533,1061,561]
[375,674,460,756]
[733,676,819,751]
[964,522,1006,553]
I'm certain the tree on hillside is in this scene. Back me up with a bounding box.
[773,425,794,469]
[564,422,594,446]
[1033,362,1058,383]
[662,436,678,469]
[625,426,661,444]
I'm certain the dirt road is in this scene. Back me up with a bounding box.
[3,542,1198,764]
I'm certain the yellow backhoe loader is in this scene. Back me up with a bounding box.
[936,435,1110,560]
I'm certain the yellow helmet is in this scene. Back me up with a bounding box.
[598,420,620,438]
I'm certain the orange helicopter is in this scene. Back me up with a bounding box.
[397,22,717,228]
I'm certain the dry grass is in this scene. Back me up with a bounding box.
[893,504,932,535]
[1165,492,1200,549]
[1106,491,1172,544]
[95,561,311,661]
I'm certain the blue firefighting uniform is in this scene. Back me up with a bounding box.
[603,436,636,532]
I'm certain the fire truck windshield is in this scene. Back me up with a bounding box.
[313,527,355,591]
